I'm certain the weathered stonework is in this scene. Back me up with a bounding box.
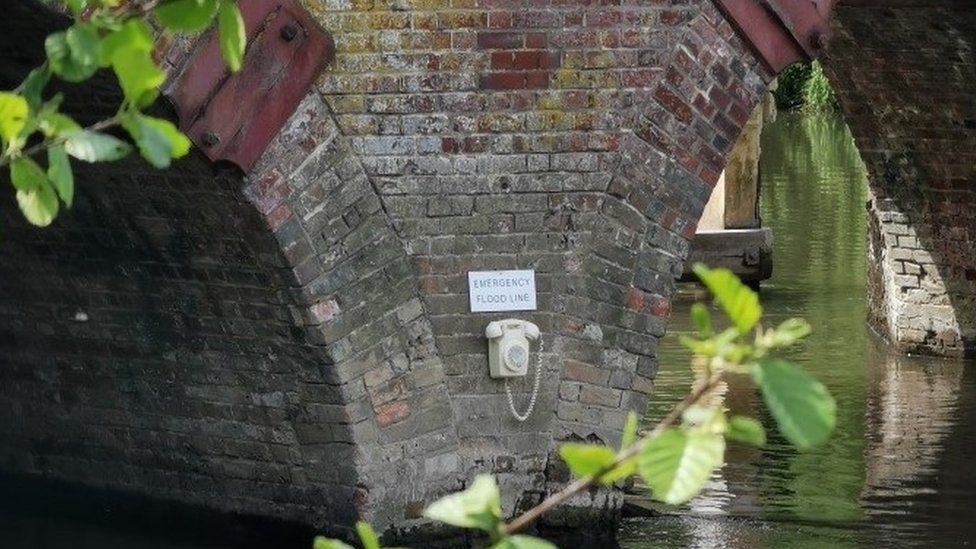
[4,0,908,539]
[823,5,976,357]
[236,0,770,532]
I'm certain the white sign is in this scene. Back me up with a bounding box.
[468,270,537,313]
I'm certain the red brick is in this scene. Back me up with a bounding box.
[488,11,512,28]
[627,288,671,318]
[563,359,610,385]
[441,137,459,153]
[513,50,542,70]
[525,70,549,88]
[692,92,716,117]
[266,203,293,230]
[477,31,523,49]
[491,51,515,69]
[525,32,547,48]
[375,400,410,428]
[654,85,693,124]
[708,86,731,110]
[310,299,341,324]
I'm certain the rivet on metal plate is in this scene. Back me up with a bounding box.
[280,24,299,42]
[201,132,220,147]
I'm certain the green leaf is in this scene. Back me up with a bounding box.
[19,66,51,110]
[11,158,59,227]
[100,20,154,67]
[48,145,74,207]
[38,112,82,139]
[598,455,637,484]
[679,335,714,357]
[155,0,220,32]
[621,411,638,450]
[113,51,165,107]
[752,359,836,450]
[559,443,617,479]
[10,158,44,192]
[765,318,813,348]
[681,405,725,434]
[122,114,191,168]
[726,416,766,447]
[100,20,162,107]
[65,0,88,15]
[355,521,380,549]
[217,1,246,72]
[46,26,100,83]
[679,328,740,359]
[692,263,762,334]
[66,24,101,69]
[312,537,354,549]
[690,303,712,337]
[638,428,724,505]
[0,92,28,145]
[423,474,502,533]
[491,535,558,549]
[560,442,634,484]
[64,130,132,162]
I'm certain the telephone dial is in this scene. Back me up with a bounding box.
[485,319,543,422]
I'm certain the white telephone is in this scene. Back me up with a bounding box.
[485,319,543,422]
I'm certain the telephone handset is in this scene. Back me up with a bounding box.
[485,319,543,422]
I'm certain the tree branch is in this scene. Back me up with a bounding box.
[499,378,720,536]
[0,115,121,169]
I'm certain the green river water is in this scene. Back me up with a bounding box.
[620,113,976,548]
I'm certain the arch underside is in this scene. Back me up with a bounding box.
[0,1,359,530]
[823,4,976,357]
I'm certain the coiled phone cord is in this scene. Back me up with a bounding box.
[505,337,543,422]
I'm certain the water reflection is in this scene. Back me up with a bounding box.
[862,342,965,545]
[621,114,976,548]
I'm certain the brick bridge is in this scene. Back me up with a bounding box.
[0,0,973,539]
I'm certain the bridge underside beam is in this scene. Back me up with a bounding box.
[712,0,832,73]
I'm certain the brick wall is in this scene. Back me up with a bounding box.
[0,0,771,536]
[823,6,976,357]
[291,0,768,530]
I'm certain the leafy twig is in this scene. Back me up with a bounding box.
[0,115,121,169]
[499,379,720,536]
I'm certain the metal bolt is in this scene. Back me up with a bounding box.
[201,132,220,147]
[811,31,829,50]
[281,24,298,42]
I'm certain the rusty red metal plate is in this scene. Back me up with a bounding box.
[164,0,334,172]
[713,0,833,74]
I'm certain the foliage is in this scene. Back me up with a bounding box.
[773,62,812,111]
[774,61,837,113]
[423,475,503,533]
[753,359,835,449]
[314,265,836,548]
[638,419,725,505]
[0,0,246,227]
[800,60,838,113]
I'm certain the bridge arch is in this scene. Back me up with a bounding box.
[820,3,976,357]
[0,0,973,538]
